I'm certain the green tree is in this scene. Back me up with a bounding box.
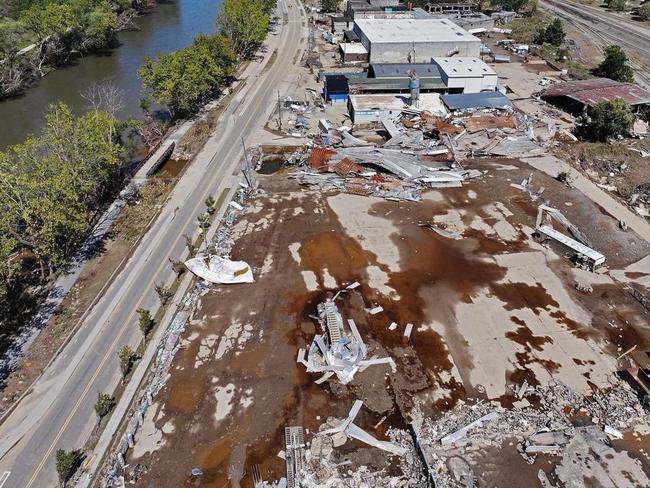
[20,2,76,41]
[205,195,216,214]
[0,236,18,302]
[94,391,115,424]
[79,2,118,50]
[607,0,627,11]
[138,34,236,116]
[137,307,154,336]
[0,103,121,276]
[535,18,565,46]
[216,0,269,59]
[320,0,339,11]
[260,0,277,13]
[638,2,650,20]
[490,0,530,12]
[575,98,634,142]
[118,345,136,378]
[593,45,634,82]
[55,448,80,487]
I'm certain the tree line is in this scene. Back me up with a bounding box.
[0,0,159,99]
[138,0,276,117]
[0,103,124,302]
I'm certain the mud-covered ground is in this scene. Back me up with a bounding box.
[127,158,650,487]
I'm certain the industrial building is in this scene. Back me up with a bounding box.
[449,12,495,32]
[432,57,498,93]
[339,43,369,64]
[345,0,403,18]
[352,18,481,63]
[323,74,350,103]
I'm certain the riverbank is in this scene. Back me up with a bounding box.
[0,1,161,100]
[0,0,221,149]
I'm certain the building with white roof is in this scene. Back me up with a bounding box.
[352,18,481,63]
[432,57,497,93]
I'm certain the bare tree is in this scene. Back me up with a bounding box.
[80,80,125,117]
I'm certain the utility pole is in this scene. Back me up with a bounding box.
[277,89,283,130]
[241,137,253,190]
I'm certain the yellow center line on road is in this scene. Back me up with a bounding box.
[24,4,304,484]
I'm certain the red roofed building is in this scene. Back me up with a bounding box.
[541,78,650,115]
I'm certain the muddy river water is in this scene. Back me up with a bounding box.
[0,0,222,149]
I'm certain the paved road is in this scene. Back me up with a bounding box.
[540,0,650,86]
[0,0,306,486]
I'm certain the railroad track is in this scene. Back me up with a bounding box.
[540,0,650,86]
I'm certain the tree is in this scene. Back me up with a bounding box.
[154,283,173,305]
[0,236,18,302]
[320,0,339,11]
[55,449,80,487]
[80,80,125,117]
[205,195,216,214]
[137,307,154,336]
[138,34,236,116]
[118,345,136,378]
[260,0,278,14]
[638,2,650,20]
[94,392,115,424]
[216,0,269,59]
[169,257,186,276]
[0,103,121,277]
[575,98,634,142]
[535,18,565,46]
[183,234,196,257]
[490,0,530,12]
[593,45,634,82]
[607,0,627,11]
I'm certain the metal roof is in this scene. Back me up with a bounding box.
[369,63,441,78]
[542,78,619,98]
[354,18,479,44]
[340,43,368,54]
[542,78,650,107]
[325,74,349,94]
[441,91,512,110]
[571,85,650,107]
[433,57,496,78]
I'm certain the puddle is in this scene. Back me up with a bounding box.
[256,158,286,175]
[155,158,187,178]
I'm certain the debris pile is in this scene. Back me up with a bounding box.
[387,378,647,487]
[290,144,480,202]
[297,294,395,384]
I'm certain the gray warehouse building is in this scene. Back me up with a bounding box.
[353,18,481,63]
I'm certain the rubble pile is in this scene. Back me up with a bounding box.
[385,379,647,487]
[301,416,419,488]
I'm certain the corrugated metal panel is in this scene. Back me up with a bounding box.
[570,84,650,107]
[369,63,441,78]
[441,92,512,110]
[541,78,619,98]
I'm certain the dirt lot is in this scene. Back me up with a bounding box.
[126,156,650,487]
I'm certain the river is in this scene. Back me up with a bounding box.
[0,0,222,150]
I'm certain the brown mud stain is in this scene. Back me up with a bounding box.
[490,282,559,315]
